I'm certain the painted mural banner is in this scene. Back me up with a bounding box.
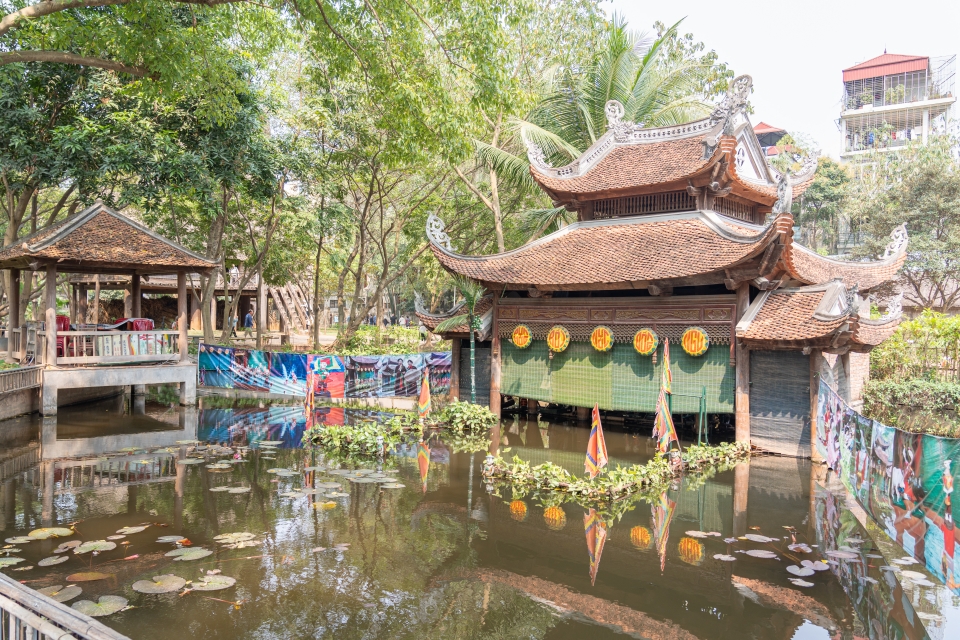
[817,380,959,594]
[198,344,451,399]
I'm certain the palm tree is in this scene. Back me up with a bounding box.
[476,16,726,238]
[435,276,487,404]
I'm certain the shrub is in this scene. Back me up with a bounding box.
[438,400,497,434]
[862,379,960,437]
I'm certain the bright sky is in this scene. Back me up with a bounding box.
[608,0,960,159]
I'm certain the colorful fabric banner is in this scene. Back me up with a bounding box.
[417,440,430,494]
[653,387,678,453]
[652,492,676,574]
[418,372,431,419]
[583,508,608,586]
[585,403,608,478]
[816,380,960,594]
[661,338,672,395]
[198,345,451,399]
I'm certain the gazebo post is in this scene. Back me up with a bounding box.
[131,274,142,318]
[735,283,751,445]
[5,268,19,363]
[92,275,101,324]
[78,283,88,324]
[257,277,267,349]
[177,270,192,405]
[44,264,57,367]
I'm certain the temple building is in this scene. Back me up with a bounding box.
[420,76,906,458]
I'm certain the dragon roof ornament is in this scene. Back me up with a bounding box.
[426,213,453,251]
[709,75,753,135]
[604,100,645,142]
[772,152,820,214]
[883,223,908,258]
[524,137,552,170]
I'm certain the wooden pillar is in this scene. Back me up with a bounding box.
[257,277,267,349]
[490,292,501,416]
[733,460,750,536]
[810,348,824,463]
[123,282,132,318]
[449,337,461,400]
[735,284,751,445]
[177,271,188,362]
[131,274,142,318]
[6,269,19,363]
[44,264,57,367]
[69,283,77,323]
[78,284,88,324]
[92,276,101,324]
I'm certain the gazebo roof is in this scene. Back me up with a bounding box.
[0,203,216,274]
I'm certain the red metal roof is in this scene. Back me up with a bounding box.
[753,122,784,135]
[842,54,928,82]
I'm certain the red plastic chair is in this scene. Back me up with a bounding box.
[55,314,71,357]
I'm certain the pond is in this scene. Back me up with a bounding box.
[0,388,955,639]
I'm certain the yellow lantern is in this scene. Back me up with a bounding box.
[543,506,567,530]
[590,326,614,352]
[511,325,532,349]
[546,326,570,353]
[509,500,528,522]
[681,327,710,357]
[630,526,652,549]
[678,537,705,565]
[633,328,658,356]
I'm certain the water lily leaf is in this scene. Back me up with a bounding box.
[66,571,112,582]
[313,502,337,510]
[713,554,737,562]
[261,456,276,460]
[788,543,812,553]
[165,548,212,561]
[176,440,199,445]
[29,528,74,540]
[106,535,126,540]
[213,533,256,544]
[38,585,82,602]
[380,484,404,490]
[844,537,864,544]
[229,460,246,464]
[350,478,377,484]
[177,459,203,465]
[893,556,918,565]
[900,570,927,580]
[156,536,188,544]
[789,579,815,588]
[75,540,117,554]
[327,492,351,497]
[863,576,878,584]
[279,491,305,498]
[745,550,778,559]
[132,574,186,594]
[303,466,325,472]
[116,526,148,535]
[825,550,858,560]
[259,440,283,446]
[684,531,708,538]
[191,575,236,591]
[786,565,815,577]
[326,469,349,475]
[801,560,830,571]
[209,487,231,492]
[743,534,777,543]
[5,537,33,544]
[914,579,936,587]
[866,553,884,559]
[38,555,70,567]
[206,463,231,470]
[71,595,128,617]
[723,538,738,544]
[0,557,25,567]
[316,482,341,489]
[228,487,251,494]
[55,540,82,553]
[1,548,21,554]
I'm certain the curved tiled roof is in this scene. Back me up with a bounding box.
[431,211,790,288]
[852,316,902,347]
[0,203,216,273]
[416,295,494,337]
[739,285,851,342]
[784,244,907,291]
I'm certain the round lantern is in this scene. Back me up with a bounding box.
[680,327,710,357]
[543,506,567,530]
[633,328,658,356]
[511,324,532,349]
[546,326,570,353]
[590,326,614,352]
[630,526,652,549]
[509,500,528,522]
[678,537,705,565]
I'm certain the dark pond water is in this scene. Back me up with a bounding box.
[0,388,954,639]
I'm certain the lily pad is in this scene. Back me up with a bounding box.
[349,477,377,484]
[901,570,927,580]
[0,557,25,567]
[75,540,117,554]
[893,556,919,565]
[116,526,148,535]
[55,540,82,553]
[228,487,251,494]
[259,440,284,445]
[743,534,777,543]
[745,550,778,559]
[724,538,738,544]
[191,575,237,591]
[71,595,128,617]
[786,565,815,577]
[303,466,325,472]
[132,574,186,594]
[106,535,126,541]
[156,536,188,544]
[213,532,256,544]
[327,491,351,497]
[802,560,830,572]
[825,550,859,560]
[713,554,737,562]
[313,501,338,510]
[789,579,815,588]
[37,585,82,603]
[279,491,305,498]
[209,487,231,492]
[177,458,203,465]
[206,463,232,470]
[28,528,74,540]
[914,579,936,587]
[176,440,200,445]
[380,485,404,490]
[1,548,21,554]
[165,548,212,561]
[684,531,709,538]
[5,537,33,544]
[38,555,70,567]
[788,543,812,553]
[316,482,342,489]
[66,571,113,582]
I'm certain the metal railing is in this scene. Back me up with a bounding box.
[0,365,42,394]
[0,572,130,640]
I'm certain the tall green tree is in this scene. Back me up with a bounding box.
[436,276,486,404]
[795,157,849,253]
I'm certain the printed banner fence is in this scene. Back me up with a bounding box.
[817,380,960,594]
[198,344,451,399]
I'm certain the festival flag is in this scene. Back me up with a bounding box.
[417,440,430,494]
[653,387,679,453]
[418,370,431,420]
[583,508,608,586]
[585,403,608,479]
[661,338,672,395]
[652,491,676,573]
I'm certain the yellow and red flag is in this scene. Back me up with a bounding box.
[584,403,608,479]
[417,370,431,420]
[653,387,678,453]
[652,492,676,574]
[584,508,608,586]
[661,338,673,394]
[417,440,430,494]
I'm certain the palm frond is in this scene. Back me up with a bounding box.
[435,314,469,333]
[521,206,575,242]
[473,140,538,192]
[452,275,487,310]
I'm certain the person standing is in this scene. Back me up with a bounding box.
[243,309,254,338]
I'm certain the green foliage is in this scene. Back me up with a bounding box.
[862,379,960,437]
[329,326,426,356]
[870,310,960,381]
[302,418,408,458]
[438,401,497,434]
[794,157,850,252]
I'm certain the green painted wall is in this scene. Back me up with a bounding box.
[502,340,734,413]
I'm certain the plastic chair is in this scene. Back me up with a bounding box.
[55,314,71,357]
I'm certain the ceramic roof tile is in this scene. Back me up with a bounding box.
[784,245,906,291]
[417,296,494,333]
[742,289,848,341]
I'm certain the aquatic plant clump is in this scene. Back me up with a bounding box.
[482,442,750,502]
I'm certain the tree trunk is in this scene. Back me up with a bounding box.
[312,238,323,348]
[490,168,504,253]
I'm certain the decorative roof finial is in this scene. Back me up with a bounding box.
[710,75,752,135]
[604,100,641,142]
[881,292,903,320]
[883,223,908,258]
[773,173,793,214]
[524,137,552,170]
[414,291,428,315]
[426,213,453,251]
[845,283,860,314]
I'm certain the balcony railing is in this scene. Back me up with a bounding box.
[35,329,181,366]
[0,365,42,394]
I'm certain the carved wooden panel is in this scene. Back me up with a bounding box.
[518,308,589,321]
[704,308,732,321]
[590,309,614,321]
[615,309,701,321]
[499,308,517,319]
